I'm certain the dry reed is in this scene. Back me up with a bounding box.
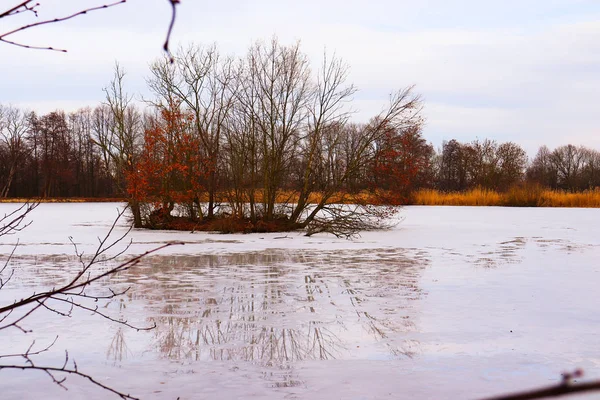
[412,188,600,208]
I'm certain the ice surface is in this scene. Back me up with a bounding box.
[1,203,599,399]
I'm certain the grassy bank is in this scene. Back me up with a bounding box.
[412,188,600,207]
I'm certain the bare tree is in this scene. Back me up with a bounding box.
[496,142,527,191]
[437,139,470,191]
[67,108,105,197]
[227,39,419,236]
[238,39,312,221]
[580,148,600,189]
[28,111,72,197]
[526,145,557,188]
[222,59,261,221]
[147,44,238,218]
[298,87,423,236]
[92,64,144,226]
[467,138,499,189]
[289,52,356,222]
[551,144,586,191]
[0,105,30,197]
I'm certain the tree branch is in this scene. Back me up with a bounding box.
[164,0,180,63]
[1,0,180,57]
[0,1,127,52]
[0,1,38,19]
[481,370,600,400]
[0,203,183,397]
[0,363,139,400]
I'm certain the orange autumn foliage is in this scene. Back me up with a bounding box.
[126,108,212,211]
[371,125,434,204]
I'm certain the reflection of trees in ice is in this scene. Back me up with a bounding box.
[106,301,133,363]
[342,275,420,358]
[150,269,344,365]
[107,327,130,363]
[117,249,428,367]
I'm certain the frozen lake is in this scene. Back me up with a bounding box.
[1,203,599,399]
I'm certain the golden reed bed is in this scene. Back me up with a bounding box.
[413,188,600,208]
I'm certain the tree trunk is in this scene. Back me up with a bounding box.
[1,164,16,198]
[208,171,215,219]
[129,201,143,228]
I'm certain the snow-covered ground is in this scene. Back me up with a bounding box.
[1,203,599,399]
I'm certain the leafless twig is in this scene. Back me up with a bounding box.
[0,203,184,398]
[0,354,140,399]
[0,1,127,52]
[0,202,38,291]
[480,370,600,400]
[0,208,182,331]
[0,0,180,58]
[164,0,180,63]
[0,201,38,236]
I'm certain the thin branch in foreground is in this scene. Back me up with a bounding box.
[0,1,127,52]
[0,363,139,400]
[0,203,184,398]
[163,0,180,63]
[1,0,180,58]
[0,1,39,19]
[0,240,183,329]
[0,202,38,236]
[0,239,18,290]
[480,370,600,400]
[0,336,58,361]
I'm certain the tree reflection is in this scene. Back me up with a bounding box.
[106,301,132,363]
[113,249,428,369]
[148,267,344,364]
[107,327,130,363]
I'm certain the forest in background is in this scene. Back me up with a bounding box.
[2,103,598,200]
[2,40,600,233]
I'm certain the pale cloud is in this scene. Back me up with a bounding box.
[1,0,599,156]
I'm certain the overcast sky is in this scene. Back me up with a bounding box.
[1,0,599,155]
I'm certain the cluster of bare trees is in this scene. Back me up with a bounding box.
[0,104,128,199]
[435,139,529,192]
[122,40,421,234]
[1,40,424,235]
[434,139,600,193]
[527,144,600,191]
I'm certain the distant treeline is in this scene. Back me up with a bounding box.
[0,106,115,198]
[1,103,598,200]
[435,139,600,193]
